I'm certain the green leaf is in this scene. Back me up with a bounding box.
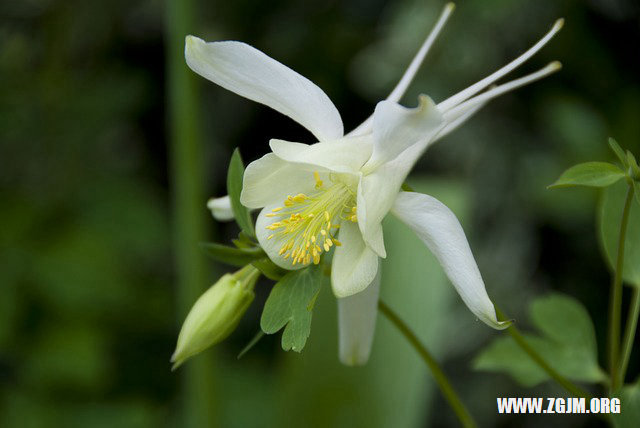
[548,162,626,189]
[598,181,640,287]
[609,138,628,167]
[474,293,606,386]
[634,181,640,208]
[627,150,640,179]
[227,148,255,238]
[260,265,324,352]
[613,379,640,428]
[251,258,287,281]
[201,242,265,266]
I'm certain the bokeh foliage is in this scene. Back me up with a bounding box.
[1,0,639,427]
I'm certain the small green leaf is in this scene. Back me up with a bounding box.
[227,148,255,238]
[260,265,324,352]
[201,242,265,266]
[549,162,626,189]
[613,379,640,428]
[627,150,640,179]
[609,138,628,167]
[251,258,287,281]
[599,181,640,287]
[474,293,606,386]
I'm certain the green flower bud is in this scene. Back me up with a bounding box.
[171,265,259,370]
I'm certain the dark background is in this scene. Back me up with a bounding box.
[1,0,639,426]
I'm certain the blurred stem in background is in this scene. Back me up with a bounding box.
[378,300,478,428]
[166,0,218,426]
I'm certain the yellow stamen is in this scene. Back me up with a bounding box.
[265,171,357,267]
[313,171,323,188]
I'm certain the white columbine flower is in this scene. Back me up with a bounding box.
[186,4,563,365]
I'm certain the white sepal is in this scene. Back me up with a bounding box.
[185,36,343,141]
[391,191,509,329]
[207,195,234,221]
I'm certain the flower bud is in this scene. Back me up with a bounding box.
[171,265,259,369]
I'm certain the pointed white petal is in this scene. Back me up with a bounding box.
[269,135,372,174]
[207,195,234,221]
[437,18,564,112]
[391,191,509,329]
[363,96,443,172]
[331,221,379,298]
[240,154,318,209]
[442,62,562,119]
[185,36,343,141]
[255,204,307,271]
[338,269,380,366]
[348,3,455,137]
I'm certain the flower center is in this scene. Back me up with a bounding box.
[265,171,357,266]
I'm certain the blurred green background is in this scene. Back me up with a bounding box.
[1,0,639,427]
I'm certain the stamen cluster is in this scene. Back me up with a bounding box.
[265,172,357,266]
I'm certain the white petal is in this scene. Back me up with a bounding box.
[391,191,510,329]
[356,139,434,258]
[437,18,564,112]
[338,269,380,366]
[185,36,343,141]
[240,154,317,209]
[255,204,307,271]
[207,195,234,221]
[269,135,372,174]
[363,96,443,172]
[348,3,455,137]
[331,221,379,298]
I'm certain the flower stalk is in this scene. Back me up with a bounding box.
[609,184,635,391]
[619,287,640,384]
[378,300,477,428]
[495,308,592,399]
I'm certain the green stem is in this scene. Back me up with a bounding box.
[496,308,591,399]
[166,0,217,426]
[609,185,634,392]
[378,300,477,428]
[619,285,640,385]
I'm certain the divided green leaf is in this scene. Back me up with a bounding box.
[598,181,640,287]
[227,148,255,238]
[201,242,265,266]
[260,264,324,352]
[474,293,606,387]
[549,162,625,189]
[609,138,628,167]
